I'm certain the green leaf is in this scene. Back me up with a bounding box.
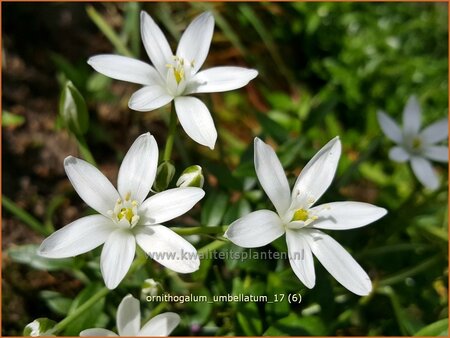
[39,291,72,316]
[2,110,25,127]
[59,80,89,136]
[264,313,328,336]
[237,302,262,335]
[414,318,448,336]
[200,191,229,227]
[64,283,106,336]
[256,112,289,144]
[7,244,76,271]
[222,198,251,225]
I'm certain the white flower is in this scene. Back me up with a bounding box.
[80,294,180,336]
[224,137,387,296]
[88,11,258,150]
[377,95,448,190]
[38,133,203,289]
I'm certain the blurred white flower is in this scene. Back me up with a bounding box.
[80,294,179,336]
[377,95,448,190]
[38,133,203,289]
[224,137,387,296]
[88,11,258,149]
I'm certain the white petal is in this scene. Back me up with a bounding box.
[100,229,136,289]
[117,295,141,336]
[403,95,422,135]
[135,225,200,273]
[38,215,113,258]
[292,137,341,207]
[224,210,285,248]
[118,133,159,204]
[310,202,387,230]
[138,312,180,336]
[64,156,120,217]
[410,156,439,190]
[285,230,315,288]
[87,55,161,86]
[388,146,410,163]
[420,118,448,144]
[176,12,214,74]
[174,96,217,149]
[305,229,372,296]
[140,11,173,76]
[254,138,291,216]
[377,111,402,143]
[128,85,173,112]
[186,67,258,94]
[140,187,205,224]
[424,146,448,163]
[80,328,118,336]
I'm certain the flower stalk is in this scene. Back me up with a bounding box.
[49,286,110,335]
[163,104,178,162]
[171,225,227,236]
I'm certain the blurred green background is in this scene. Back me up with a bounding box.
[2,2,448,336]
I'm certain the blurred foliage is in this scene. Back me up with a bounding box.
[3,2,448,336]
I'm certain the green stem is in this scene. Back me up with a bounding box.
[77,135,97,166]
[50,287,109,335]
[171,225,228,236]
[2,195,50,236]
[163,104,177,162]
[198,239,228,256]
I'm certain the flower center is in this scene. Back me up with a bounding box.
[291,209,309,222]
[167,56,194,84]
[412,136,422,150]
[108,192,140,228]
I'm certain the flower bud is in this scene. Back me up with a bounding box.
[141,278,161,298]
[176,165,204,188]
[59,80,89,136]
[23,318,56,336]
[153,161,176,192]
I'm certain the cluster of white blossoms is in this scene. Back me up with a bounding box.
[377,95,448,190]
[88,11,258,150]
[33,8,446,337]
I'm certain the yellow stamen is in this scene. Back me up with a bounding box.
[118,207,133,223]
[292,209,309,222]
[173,67,184,84]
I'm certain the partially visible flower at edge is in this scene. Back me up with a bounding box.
[80,294,180,336]
[38,133,204,289]
[224,137,387,296]
[88,11,258,150]
[377,95,448,190]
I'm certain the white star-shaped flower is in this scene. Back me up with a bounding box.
[224,137,387,296]
[38,133,203,289]
[88,11,258,150]
[377,95,448,190]
[80,294,180,336]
